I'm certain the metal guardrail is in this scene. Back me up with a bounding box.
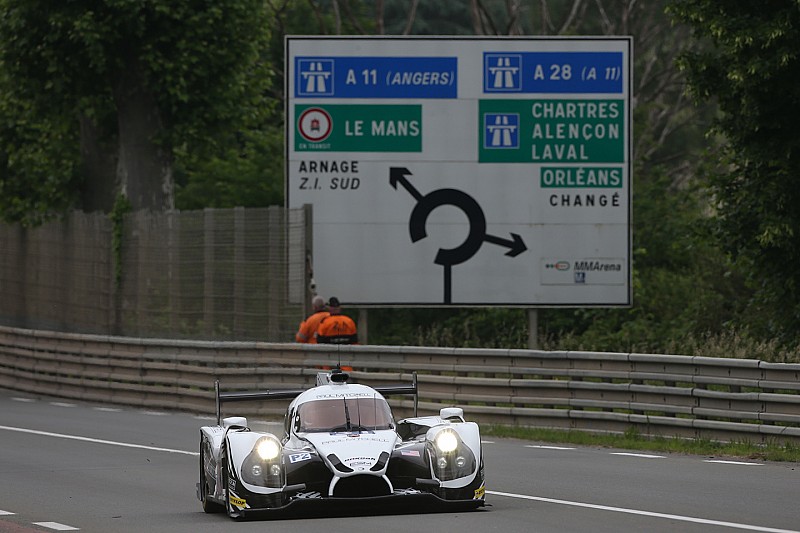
[1,325,799,444]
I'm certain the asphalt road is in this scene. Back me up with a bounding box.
[0,387,797,533]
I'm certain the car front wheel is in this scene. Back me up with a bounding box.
[200,438,224,513]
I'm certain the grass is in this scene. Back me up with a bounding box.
[401,316,800,364]
[539,329,800,363]
[481,424,800,462]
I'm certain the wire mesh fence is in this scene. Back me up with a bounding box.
[0,207,309,342]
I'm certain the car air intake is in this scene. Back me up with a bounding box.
[332,475,392,497]
[370,451,390,472]
[327,454,354,473]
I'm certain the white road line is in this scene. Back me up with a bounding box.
[49,402,76,408]
[526,445,576,450]
[0,510,15,515]
[480,440,495,444]
[610,452,665,459]
[11,397,34,403]
[93,407,122,412]
[32,522,79,531]
[705,460,763,466]
[487,491,798,533]
[0,425,199,457]
[141,411,169,416]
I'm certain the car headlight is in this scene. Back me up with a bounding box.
[257,437,281,461]
[435,429,459,453]
[241,436,284,488]
[430,429,476,482]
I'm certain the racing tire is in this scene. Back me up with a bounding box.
[200,438,224,513]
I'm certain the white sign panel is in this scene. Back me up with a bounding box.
[286,36,632,306]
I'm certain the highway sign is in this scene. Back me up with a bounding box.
[286,36,632,306]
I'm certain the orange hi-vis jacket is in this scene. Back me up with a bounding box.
[295,311,330,343]
[316,314,358,344]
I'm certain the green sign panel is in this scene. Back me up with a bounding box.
[541,166,623,188]
[479,99,624,163]
[295,104,422,152]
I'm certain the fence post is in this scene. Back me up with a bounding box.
[234,207,245,337]
[204,208,215,338]
[266,206,282,340]
[168,211,181,335]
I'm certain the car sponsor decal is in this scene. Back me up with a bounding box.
[401,450,420,457]
[474,484,486,500]
[320,436,391,445]
[229,494,247,508]
[289,452,312,463]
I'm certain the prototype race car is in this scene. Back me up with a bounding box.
[197,369,486,519]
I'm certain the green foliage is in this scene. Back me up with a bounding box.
[174,127,284,209]
[0,72,81,225]
[0,0,271,144]
[0,0,273,218]
[175,0,378,209]
[668,1,800,340]
[370,307,529,348]
[383,0,477,35]
[0,97,80,226]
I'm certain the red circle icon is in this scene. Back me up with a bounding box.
[298,108,333,142]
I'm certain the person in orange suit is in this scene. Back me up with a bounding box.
[295,295,329,343]
[316,297,358,345]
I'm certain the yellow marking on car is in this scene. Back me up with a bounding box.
[474,484,486,499]
[229,495,247,508]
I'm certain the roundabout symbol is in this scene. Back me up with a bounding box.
[390,167,527,303]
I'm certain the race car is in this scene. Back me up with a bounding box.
[197,369,486,519]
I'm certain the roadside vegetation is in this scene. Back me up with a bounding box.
[483,425,800,463]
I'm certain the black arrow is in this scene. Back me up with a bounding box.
[389,166,528,303]
[484,232,527,257]
[409,188,486,267]
[389,167,422,202]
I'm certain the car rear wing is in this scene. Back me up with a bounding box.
[214,372,418,425]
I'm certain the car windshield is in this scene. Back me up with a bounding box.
[296,397,393,433]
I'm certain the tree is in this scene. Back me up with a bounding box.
[0,0,272,217]
[0,76,81,225]
[668,1,800,339]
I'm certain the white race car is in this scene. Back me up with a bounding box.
[197,369,486,519]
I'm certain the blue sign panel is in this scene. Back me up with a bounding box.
[295,56,457,99]
[483,113,519,149]
[484,52,623,94]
